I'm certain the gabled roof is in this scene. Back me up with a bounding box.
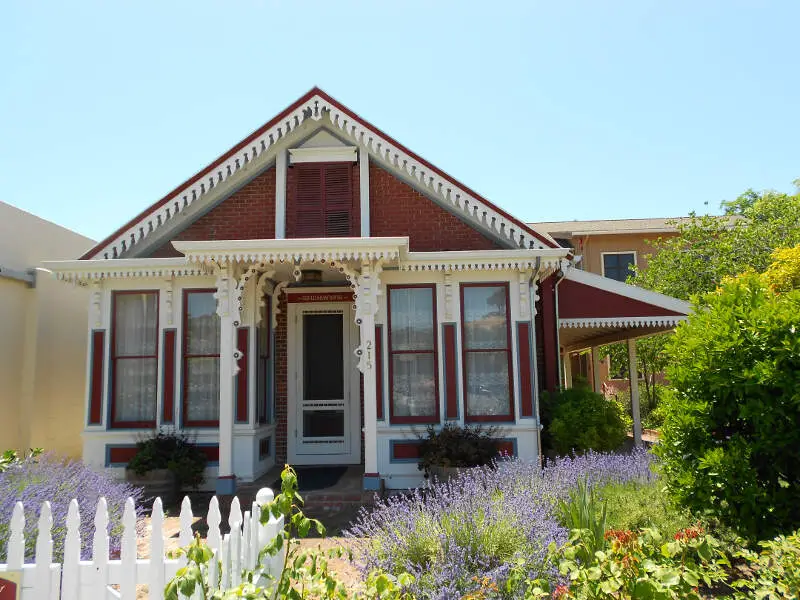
[531,215,740,237]
[82,87,558,260]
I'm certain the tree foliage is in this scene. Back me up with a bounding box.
[635,184,800,301]
[655,271,800,540]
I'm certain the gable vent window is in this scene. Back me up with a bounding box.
[289,163,354,238]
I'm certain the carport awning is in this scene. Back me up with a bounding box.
[557,269,690,351]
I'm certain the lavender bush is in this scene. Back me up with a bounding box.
[345,449,654,599]
[0,453,144,561]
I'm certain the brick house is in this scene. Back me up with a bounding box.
[46,89,689,493]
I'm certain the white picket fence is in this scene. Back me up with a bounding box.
[0,488,285,600]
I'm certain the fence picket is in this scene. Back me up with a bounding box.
[119,499,137,600]
[149,498,166,600]
[7,502,25,569]
[207,496,222,553]
[61,500,81,600]
[33,502,53,599]
[92,498,110,598]
[0,488,283,600]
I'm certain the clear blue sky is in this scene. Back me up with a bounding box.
[2,1,798,242]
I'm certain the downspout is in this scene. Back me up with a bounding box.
[553,259,568,389]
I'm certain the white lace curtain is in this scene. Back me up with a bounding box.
[114,292,158,423]
[185,292,220,422]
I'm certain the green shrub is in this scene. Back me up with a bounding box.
[542,387,630,455]
[556,479,607,562]
[127,431,207,489]
[731,530,800,598]
[416,423,499,477]
[598,480,694,540]
[656,273,800,540]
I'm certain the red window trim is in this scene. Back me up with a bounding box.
[110,290,160,429]
[182,288,221,428]
[257,295,271,424]
[460,282,515,422]
[387,284,440,424]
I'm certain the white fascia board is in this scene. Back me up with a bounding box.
[564,267,691,315]
[288,146,357,163]
[43,257,208,282]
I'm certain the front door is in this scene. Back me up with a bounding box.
[288,303,360,465]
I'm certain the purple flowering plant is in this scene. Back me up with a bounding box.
[0,453,144,561]
[345,449,655,599]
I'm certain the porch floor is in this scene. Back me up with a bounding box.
[237,465,376,509]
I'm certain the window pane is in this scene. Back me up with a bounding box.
[303,409,345,438]
[185,357,220,422]
[391,353,436,417]
[115,293,158,356]
[603,253,636,282]
[114,358,157,422]
[463,286,508,350]
[465,351,510,417]
[186,292,220,355]
[390,287,434,351]
[303,314,344,400]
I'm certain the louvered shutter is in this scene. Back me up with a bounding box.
[323,164,353,237]
[294,165,325,237]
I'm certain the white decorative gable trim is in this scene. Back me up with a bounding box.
[173,237,405,266]
[560,316,688,329]
[399,249,568,272]
[85,89,558,261]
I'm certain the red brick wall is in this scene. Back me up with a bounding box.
[369,164,501,251]
[149,168,277,257]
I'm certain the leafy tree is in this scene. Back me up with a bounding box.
[655,270,800,540]
[635,182,800,301]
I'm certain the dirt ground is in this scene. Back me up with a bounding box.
[135,503,365,598]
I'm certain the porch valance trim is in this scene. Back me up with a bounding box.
[560,316,687,329]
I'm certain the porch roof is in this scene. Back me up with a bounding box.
[45,237,572,283]
[557,268,691,351]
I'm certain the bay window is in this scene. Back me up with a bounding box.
[461,283,514,421]
[111,291,159,427]
[388,285,439,423]
[183,290,220,426]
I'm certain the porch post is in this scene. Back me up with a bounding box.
[627,339,642,447]
[354,260,381,491]
[215,264,239,495]
[562,352,572,389]
[591,347,602,394]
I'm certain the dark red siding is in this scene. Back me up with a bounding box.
[443,324,459,420]
[517,322,534,418]
[558,279,684,319]
[162,329,176,423]
[236,328,249,423]
[88,331,105,425]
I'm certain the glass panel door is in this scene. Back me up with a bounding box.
[296,312,349,455]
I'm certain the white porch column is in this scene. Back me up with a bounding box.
[562,352,572,389]
[627,339,643,447]
[275,150,287,239]
[215,264,239,494]
[591,346,602,394]
[353,260,381,490]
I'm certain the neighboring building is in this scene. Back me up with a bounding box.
[0,201,94,457]
[45,89,689,492]
[531,218,687,393]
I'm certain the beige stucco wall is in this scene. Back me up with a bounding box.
[574,232,678,277]
[0,201,94,457]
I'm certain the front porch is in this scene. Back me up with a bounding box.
[49,237,572,493]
